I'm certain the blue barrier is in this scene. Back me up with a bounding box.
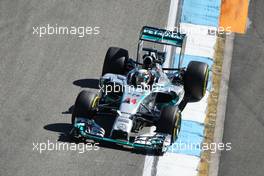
[168,120,204,157]
[181,0,221,27]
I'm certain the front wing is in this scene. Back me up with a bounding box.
[70,117,172,152]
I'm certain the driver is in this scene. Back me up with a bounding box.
[127,69,154,88]
[135,69,151,87]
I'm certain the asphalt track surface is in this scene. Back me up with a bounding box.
[219,0,264,176]
[0,1,170,176]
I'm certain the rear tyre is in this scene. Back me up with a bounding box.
[102,47,128,76]
[71,91,99,124]
[184,61,209,101]
[156,106,182,144]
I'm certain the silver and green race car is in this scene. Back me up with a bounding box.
[69,26,209,154]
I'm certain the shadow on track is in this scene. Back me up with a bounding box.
[61,105,74,115]
[73,78,99,89]
[44,123,72,134]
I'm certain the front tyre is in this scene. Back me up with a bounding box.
[71,91,99,124]
[184,61,209,101]
[156,106,182,144]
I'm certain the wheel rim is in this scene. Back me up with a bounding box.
[91,96,100,109]
[172,112,181,142]
[203,67,209,96]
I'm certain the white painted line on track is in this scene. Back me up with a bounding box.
[143,155,155,176]
[166,0,179,31]
[179,23,217,58]
[182,91,209,123]
[156,153,200,176]
[163,0,179,68]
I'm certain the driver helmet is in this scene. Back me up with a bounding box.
[135,69,151,86]
[143,55,154,69]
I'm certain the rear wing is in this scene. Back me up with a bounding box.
[139,26,186,47]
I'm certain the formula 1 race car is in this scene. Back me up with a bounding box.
[69,26,209,154]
